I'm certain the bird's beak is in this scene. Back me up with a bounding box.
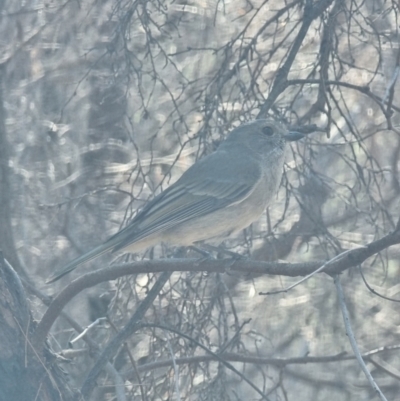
[283,131,304,141]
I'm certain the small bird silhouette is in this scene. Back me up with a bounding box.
[47,119,303,283]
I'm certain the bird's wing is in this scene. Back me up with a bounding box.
[46,150,261,283]
[109,150,262,251]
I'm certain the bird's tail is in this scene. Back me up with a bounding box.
[46,241,117,284]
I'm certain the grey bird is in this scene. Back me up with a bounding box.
[46,119,303,283]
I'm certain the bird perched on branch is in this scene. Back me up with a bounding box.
[47,119,303,283]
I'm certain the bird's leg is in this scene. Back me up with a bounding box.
[188,245,216,267]
[200,243,247,261]
[171,245,215,264]
[171,246,190,258]
[189,245,214,258]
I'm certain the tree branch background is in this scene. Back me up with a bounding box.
[0,0,399,400]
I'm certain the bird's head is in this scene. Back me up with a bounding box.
[222,119,304,155]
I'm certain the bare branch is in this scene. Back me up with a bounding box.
[334,275,388,401]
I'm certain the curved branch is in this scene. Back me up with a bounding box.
[33,220,400,350]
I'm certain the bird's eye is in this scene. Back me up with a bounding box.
[262,126,274,136]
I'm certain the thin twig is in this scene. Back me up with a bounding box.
[158,297,182,401]
[69,317,108,345]
[24,281,129,401]
[368,358,400,382]
[80,271,172,399]
[261,247,366,295]
[105,364,127,401]
[139,323,271,400]
[358,265,400,303]
[334,275,388,401]
[107,318,147,401]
